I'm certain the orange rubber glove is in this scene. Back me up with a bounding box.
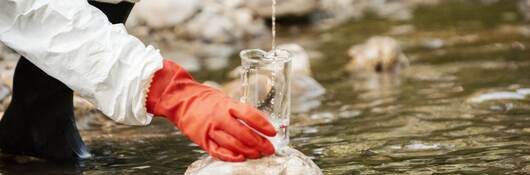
[146,60,276,162]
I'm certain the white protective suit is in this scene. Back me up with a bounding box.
[0,0,163,125]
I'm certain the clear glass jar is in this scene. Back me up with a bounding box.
[239,49,292,154]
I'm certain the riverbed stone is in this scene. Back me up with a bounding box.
[346,36,409,73]
[184,1,266,43]
[132,0,200,28]
[184,147,322,175]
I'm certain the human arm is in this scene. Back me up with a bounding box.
[0,0,162,125]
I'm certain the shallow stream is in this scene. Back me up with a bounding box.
[1,0,529,174]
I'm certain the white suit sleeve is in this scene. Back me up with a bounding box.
[0,0,163,125]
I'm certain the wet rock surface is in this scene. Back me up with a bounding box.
[184,147,322,175]
[346,36,409,74]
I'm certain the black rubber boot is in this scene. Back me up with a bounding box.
[0,1,135,161]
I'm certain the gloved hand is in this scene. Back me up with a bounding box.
[146,60,276,162]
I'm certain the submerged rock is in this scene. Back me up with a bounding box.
[346,36,409,73]
[185,147,322,175]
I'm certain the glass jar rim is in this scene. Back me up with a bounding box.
[240,49,292,65]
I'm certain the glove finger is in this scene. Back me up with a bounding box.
[220,117,262,146]
[207,139,246,162]
[209,130,261,159]
[220,118,276,155]
[229,104,277,137]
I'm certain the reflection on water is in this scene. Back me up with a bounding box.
[2,0,530,174]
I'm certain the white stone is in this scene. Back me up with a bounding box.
[346,36,409,73]
[185,6,237,43]
[185,147,322,175]
[132,0,199,28]
[184,2,265,43]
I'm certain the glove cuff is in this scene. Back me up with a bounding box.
[146,59,194,116]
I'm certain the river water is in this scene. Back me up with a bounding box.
[1,0,529,174]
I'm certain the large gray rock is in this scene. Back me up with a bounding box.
[184,2,266,43]
[185,147,322,175]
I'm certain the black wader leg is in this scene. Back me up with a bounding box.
[0,1,135,161]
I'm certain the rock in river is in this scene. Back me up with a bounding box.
[346,36,409,73]
[185,147,322,175]
[132,0,199,28]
